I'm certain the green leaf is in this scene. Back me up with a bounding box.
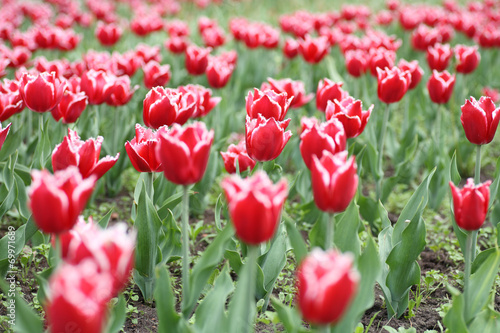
[392,168,435,246]
[309,213,328,249]
[489,155,500,211]
[97,209,113,229]
[334,201,361,258]
[443,293,468,333]
[224,249,243,275]
[194,264,234,333]
[256,223,287,299]
[157,190,188,221]
[0,127,22,162]
[0,279,43,333]
[377,224,395,317]
[333,234,380,333]
[106,294,127,333]
[183,224,234,317]
[155,265,190,333]
[469,307,500,333]
[467,248,500,323]
[283,216,308,265]
[271,297,303,333]
[214,194,224,231]
[159,209,182,263]
[14,173,30,220]
[0,217,38,278]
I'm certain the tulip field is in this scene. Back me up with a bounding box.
[3,0,500,332]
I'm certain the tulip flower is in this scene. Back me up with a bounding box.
[143,87,196,128]
[397,59,424,90]
[206,57,234,89]
[221,171,288,244]
[297,35,330,64]
[297,248,359,326]
[19,72,66,112]
[316,79,348,113]
[427,70,455,104]
[245,115,292,162]
[50,91,88,123]
[95,22,122,47]
[310,151,358,213]
[0,122,11,151]
[62,219,136,296]
[482,87,500,103]
[142,61,171,89]
[156,122,214,185]
[52,129,119,179]
[80,69,115,105]
[283,38,299,59]
[376,66,411,104]
[426,43,452,71]
[344,50,369,77]
[135,44,162,64]
[325,97,373,138]
[106,75,138,106]
[165,36,188,54]
[178,84,221,118]
[185,45,211,76]
[125,124,163,173]
[264,78,313,109]
[28,167,96,234]
[246,88,293,121]
[460,96,500,145]
[368,48,395,77]
[455,45,480,74]
[450,179,491,231]
[46,260,113,333]
[0,88,24,122]
[220,139,256,174]
[300,117,346,169]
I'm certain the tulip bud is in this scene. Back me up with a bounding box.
[52,129,119,179]
[450,179,491,231]
[28,167,96,234]
[455,44,480,74]
[297,248,359,325]
[245,115,292,162]
[460,96,500,145]
[125,124,163,173]
[310,151,358,213]
[427,70,455,104]
[376,66,411,104]
[221,171,288,244]
[156,122,214,185]
[426,43,452,71]
[185,45,211,76]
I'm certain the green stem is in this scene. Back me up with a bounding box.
[475,145,482,185]
[181,185,190,317]
[376,103,390,201]
[326,213,335,250]
[245,245,259,333]
[317,325,330,333]
[148,172,155,202]
[435,104,441,153]
[464,231,473,319]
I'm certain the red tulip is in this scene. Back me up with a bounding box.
[246,88,292,121]
[427,70,455,104]
[178,84,221,118]
[165,36,189,54]
[62,219,136,296]
[221,171,287,245]
[397,59,423,90]
[298,35,330,64]
[201,26,226,48]
[0,122,11,151]
[206,57,234,89]
[283,38,299,59]
[105,75,138,106]
[368,48,395,77]
[185,45,211,76]
[245,115,292,162]
[111,51,142,77]
[455,45,480,74]
[143,87,196,128]
[460,96,500,145]
[50,91,88,123]
[316,79,348,112]
[300,117,346,169]
[344,50,368,77]
[28,167,96,234]
[135,44,162,64]
[55,216,98,260]
[376,66,411,104]
[297,248,359,325]
[221,139,256,174]
[125,124,163,173]
[46,260,113,333]
[95,22,122,47]
[80,69,115,105]
[482,87,500,103]
[19,72,66,112]
[0,84,24,122]
[450,179,491,231]
[310,151,358,213]
[426,43,452,71]
[155,122,214,185]
[52,129,119,179]
[325,97,373,138]
[143,61,171,89]
[264,78,313,109]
